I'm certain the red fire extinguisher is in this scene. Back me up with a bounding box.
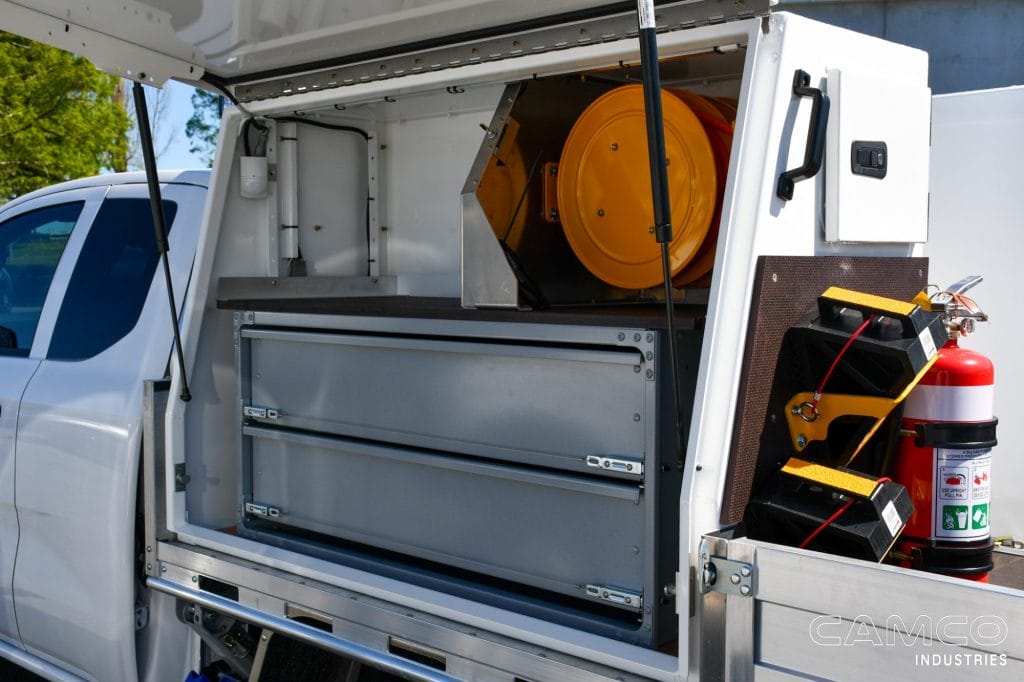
[892,277,997,581]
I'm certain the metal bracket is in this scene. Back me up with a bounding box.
[585,584,643,612]
[243,405,280,420]
[245,502,283,519]
[585,455,643,477]
[613,330,657,379]
[701,556,755,597]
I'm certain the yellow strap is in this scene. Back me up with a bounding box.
[822,286,918,317]
[781,457,879,498]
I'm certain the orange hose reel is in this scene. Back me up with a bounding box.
[557,85,729,290]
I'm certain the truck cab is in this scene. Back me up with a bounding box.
[0,171,206,680]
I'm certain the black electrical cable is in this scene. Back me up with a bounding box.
[200,73,240,107]
[272,116,370,141]
[635,0,685,467]
[241,117,270,157]
[241,117,254,156]
[132,81,191,402]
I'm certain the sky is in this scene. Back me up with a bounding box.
[152,80,216,170]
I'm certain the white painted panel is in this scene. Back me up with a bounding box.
[382,106,494,286]
[927,86,1024,540]
[294,123,370,277]
[825,68,931,243]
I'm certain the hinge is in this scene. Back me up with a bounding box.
[174,463,190,492]
[585,455,644,477]
[245,502,283,519]
[585,584,643,611]
[243,405,280,420]
[701,556,756,597]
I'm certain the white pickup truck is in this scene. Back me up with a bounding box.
[0,2,1022,682]
[0,170,207,679]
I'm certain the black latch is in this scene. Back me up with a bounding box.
[174,463,191,492]
[851,141,887,178]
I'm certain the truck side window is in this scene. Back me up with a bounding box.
[0,201,83,356]
[47,198,178,361]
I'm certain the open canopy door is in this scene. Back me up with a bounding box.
[1,0,769,93]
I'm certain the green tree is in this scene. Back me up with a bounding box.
[0,31,130,201]
[185,88,223,167]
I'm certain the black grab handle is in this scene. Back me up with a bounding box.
[776,70,830,201]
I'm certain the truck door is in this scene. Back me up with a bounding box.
[0,188,103,649]
[11,181,203,680]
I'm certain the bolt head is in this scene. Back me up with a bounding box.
[740,585,752,596]
[645,368,654,379]
[618,332,626,341]
[741,565,751,577]
[797,435,807,447]
[730,573,741,585]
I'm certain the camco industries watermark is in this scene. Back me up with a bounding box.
[809,614,1008,668]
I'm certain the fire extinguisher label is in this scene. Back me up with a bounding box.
[933,447,991,540]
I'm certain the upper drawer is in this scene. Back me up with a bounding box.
[240,327,651,477]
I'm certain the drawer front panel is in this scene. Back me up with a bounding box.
[245,426,646,603]
[244,328,648,476]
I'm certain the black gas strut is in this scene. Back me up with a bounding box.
[635,0,684,466]
[132,81,191,402]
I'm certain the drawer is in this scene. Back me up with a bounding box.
[242,425,646,609]
[241,327,649,477]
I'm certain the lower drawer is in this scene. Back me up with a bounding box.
[241,425,646,609]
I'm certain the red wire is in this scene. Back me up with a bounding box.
[799,477,892,549]
[811,313,877,408]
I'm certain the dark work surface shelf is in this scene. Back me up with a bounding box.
[217,295,706,330]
